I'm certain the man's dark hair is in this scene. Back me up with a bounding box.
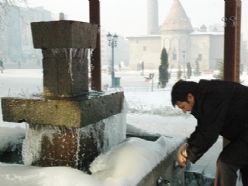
[171,80,198,106]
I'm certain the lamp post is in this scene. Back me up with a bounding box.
[107,32,118,87]
[182,50,186,79]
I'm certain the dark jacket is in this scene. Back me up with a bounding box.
[187,79,248,163]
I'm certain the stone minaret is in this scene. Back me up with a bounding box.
[147,0,159,35]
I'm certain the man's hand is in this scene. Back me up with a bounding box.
[177,143,188,168]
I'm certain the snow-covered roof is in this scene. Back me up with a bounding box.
[190,31,224,36]
[126,35,161,39]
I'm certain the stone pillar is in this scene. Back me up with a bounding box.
[31,21,97,98]
[2,21,125,172]
[42,48,89,97]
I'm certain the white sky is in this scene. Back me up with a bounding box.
[26,0,248,39]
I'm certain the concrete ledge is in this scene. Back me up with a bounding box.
[31,21,98,49]
[137,146,185,186]
[1,92,124,128]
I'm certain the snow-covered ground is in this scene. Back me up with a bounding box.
[0,69,246,185]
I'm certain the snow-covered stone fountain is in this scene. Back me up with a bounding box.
[0,20,189,186]
[1,20,125,172]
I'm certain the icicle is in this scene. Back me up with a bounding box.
[75,128,80,168]
[64,48,74,82]
[89,48,95,72]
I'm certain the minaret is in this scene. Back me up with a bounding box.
[147,0,159,35]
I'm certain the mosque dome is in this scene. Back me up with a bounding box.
[161,0,193,32]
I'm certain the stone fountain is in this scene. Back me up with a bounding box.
[1,20,125,172]
[1,20,189,186]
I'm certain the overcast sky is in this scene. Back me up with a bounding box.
[27,0,248,39]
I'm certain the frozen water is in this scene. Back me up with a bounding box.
[102,99,128,152]
[22,124,59,165]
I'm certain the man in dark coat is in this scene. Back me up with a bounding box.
[171,79,248,186]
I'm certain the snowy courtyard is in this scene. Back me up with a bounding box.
[0,69,246,185]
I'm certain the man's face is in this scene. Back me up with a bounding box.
[176,93,195,113]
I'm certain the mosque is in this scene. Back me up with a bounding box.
[127,0,247,72]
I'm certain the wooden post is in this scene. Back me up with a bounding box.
[89,0,102,91]
[223,0,242,147]
[223,0,241,82]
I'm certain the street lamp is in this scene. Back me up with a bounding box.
[107,32,118,87]
[182,50,186,79]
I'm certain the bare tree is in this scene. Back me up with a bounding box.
[0,0,27,8]
[0,0,27,28]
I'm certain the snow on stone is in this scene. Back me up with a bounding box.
[0,136,183,186]
[90,136,183,186]
[0,163,102,186]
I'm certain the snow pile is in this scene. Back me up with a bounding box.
[127,113,196,138]
[0,136,184,186]
[0,164,102,186]
[124,91,183,116]
[90,136,183,186]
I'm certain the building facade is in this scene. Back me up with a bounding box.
[127,0,247,72]
[0,4,52,68]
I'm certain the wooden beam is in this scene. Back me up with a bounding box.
[223,0,241,82]
[89,0,102,91]
[223,0,242,153]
